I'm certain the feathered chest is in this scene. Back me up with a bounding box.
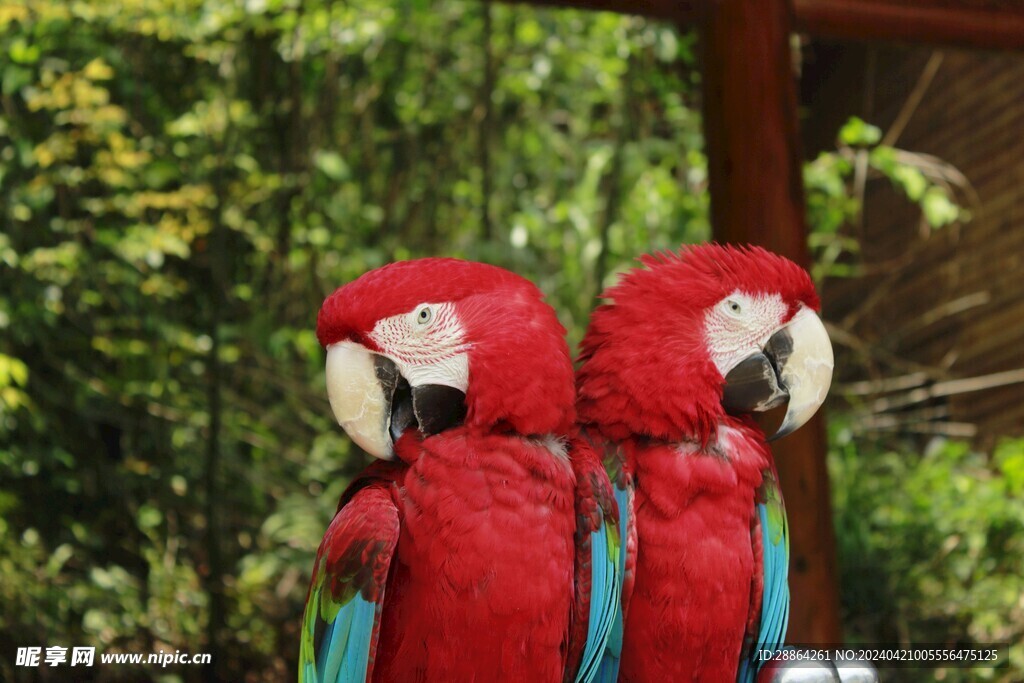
[396,431,576,592]
[617,423,776,681]
[629,424,769,521]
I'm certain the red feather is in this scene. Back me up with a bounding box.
[576,244,815,681]
[307,257,610,680]
[564,435,619,679]
[307,463,404,681]
[615,419,770,681]
[373,428,577,682]
[577,244,818,445]
[318,257,576,436]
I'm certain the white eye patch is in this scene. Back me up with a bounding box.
[370,302,471,392]
[703,291,788,377]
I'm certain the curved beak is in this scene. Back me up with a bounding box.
[326,341,395,459]
[325,341,467,460]
[769,308,834,440]
[722,307,834,441]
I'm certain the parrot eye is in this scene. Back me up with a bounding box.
[715,293,749,321]
[416,305,433,326]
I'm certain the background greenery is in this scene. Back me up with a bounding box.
[0,1,1018,681]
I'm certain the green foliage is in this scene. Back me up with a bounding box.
[804,116,966,281]
[0,0,707,678]
[831,424,1024,682]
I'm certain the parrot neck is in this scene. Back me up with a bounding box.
[582,409,762,454]
[604,414,767,472]
[576,340,727,445]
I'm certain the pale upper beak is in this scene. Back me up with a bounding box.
[325,341,394,459]
[325,341,467,460]
[721,307,834,441]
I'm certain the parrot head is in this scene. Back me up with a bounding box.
[316,258,575,460]
[577,244,833,444]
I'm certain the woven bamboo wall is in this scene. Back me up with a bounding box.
[802,44,1024,445]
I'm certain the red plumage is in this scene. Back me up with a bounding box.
[613,420,769,681]
[318,258,575,436]
[309,258,606,681]
[577,244,818,445]
[576,244,818,682]
[564,435,619,680]
[374,429,577,682]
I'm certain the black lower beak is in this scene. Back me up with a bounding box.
[411,384,467,435]
[721,327,793,415]
[373,355,466,443]
[389,375,416,442]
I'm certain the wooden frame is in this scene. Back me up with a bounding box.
[510,0,1024,51]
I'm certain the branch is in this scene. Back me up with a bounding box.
[881,51,944,148]
[868,368,1024,413]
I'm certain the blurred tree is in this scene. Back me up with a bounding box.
[0,1,708,679]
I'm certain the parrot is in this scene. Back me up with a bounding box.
[575,244,834,683]
[299,258,620,683]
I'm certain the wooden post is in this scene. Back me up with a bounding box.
[700,0,843,645]
[793,0,1024,51]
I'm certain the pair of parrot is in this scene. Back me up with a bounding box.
[299,244,834,683]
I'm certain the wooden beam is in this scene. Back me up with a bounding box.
[700,0,843,645]
[504,0,1024,51]
[795,0,1024,51]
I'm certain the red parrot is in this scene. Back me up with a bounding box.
[576,245,834,683]
[299,258,619,683]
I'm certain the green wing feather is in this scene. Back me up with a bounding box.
[299,483,400,683]
[738,467,790,683]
